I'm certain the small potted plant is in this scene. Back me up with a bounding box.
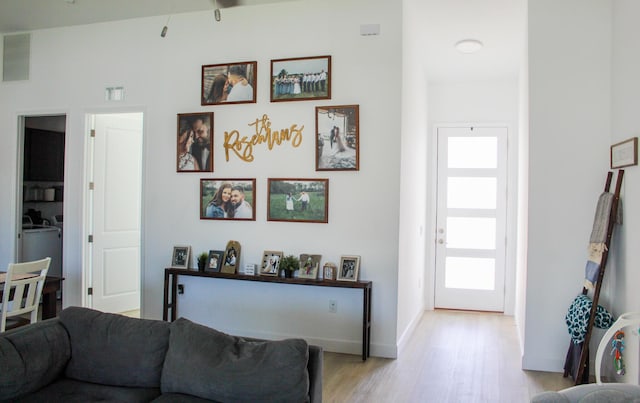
[280,254,300,278]
[197,252,208,272]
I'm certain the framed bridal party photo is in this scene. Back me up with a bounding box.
[270,55,331,102]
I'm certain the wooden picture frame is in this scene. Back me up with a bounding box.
[201,61,257,105]
[177,112,214,172]
[221,240,241,274]
[171,246,191,269]
[270,55,331,102]
[206,250,224,273]
[316,105,359,171]
[200,179,256,221]
[298,254,321,279]
[337,255,360,282]
[267,178,329,223]
[610,137,638,169]
[260,250,283,276]
[323,263,337,281]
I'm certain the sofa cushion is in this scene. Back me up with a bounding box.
[59,307,170,388]
[0,318,71,401]
[5,378,161,403]
[161,318,310,403]
[152,393,219,403]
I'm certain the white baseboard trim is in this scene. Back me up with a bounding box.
[397,309,425,356]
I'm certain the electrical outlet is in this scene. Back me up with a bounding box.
[178,284,184,294]
[329,300,337,313]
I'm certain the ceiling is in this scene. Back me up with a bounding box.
[0,0,294,34]
[0,0,525,82]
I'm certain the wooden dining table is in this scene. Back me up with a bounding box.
[0,272,63,320]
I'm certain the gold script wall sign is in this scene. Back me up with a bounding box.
[223,114,304,162]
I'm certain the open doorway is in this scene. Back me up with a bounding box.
[17,115,66,303]
[85,112,144,316]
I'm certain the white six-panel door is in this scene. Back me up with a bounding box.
[89,113,143,313]
[434,126,507,312]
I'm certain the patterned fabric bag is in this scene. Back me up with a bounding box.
[565,294,614,344]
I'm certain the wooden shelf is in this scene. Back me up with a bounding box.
[163,267,372,360]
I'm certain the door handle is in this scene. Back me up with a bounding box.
[438,239,444,244]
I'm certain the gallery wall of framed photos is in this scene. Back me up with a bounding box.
[173,54,363,282]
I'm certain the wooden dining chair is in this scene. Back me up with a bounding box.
[0,257,50,332]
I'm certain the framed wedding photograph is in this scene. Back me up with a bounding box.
[337,255,360,282]
[200,179,256,221]
[260,250,283,276]
[298,254,322,279]
[206,250,224,273]
[316,105,359,171]
[201,61,257,105]
[221,240,241,274]
[610,137,638,169]
[267,178,329,223]
[177,112,213,172]
[171,246,191,269]
[270,55,331,102]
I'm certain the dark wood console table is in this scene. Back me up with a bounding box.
[163,268,372,360]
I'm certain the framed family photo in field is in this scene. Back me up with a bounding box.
[267,178,328,223]
[270,55,331,102]
[201,61,257,105]
[177,112,213,172]
[200,179,256,221]
[316,105,359,171]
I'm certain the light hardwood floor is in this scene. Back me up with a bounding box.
[323,309,574,402]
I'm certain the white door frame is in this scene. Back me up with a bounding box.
[82,108,146,313]
[427,123,517,315]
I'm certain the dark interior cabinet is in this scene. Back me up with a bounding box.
[23,128,65,182]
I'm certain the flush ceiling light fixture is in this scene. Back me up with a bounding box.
[455,39,484,54]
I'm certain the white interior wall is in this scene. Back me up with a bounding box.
[0,0,403,357]
[427,78,520,314]
[524,0,613,371]
[396,0,429,351]
[610,0,640,383]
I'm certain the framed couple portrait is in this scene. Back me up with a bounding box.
[201,61,257,105]
[200,179,256,221]
[270,55,331,102]
[315,105,360,171]
[267,178,328,224]
[222,240,241,274]
[177,112,213,172]
[337,255,361,282]
[260,250,283,277]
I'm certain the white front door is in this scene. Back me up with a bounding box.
[434,126,507,312]
[88,113,143,313]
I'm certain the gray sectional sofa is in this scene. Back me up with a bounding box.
[0,307,322,402]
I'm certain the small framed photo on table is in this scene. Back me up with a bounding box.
[337,255,360,282]
[171,246,191,269]
[206,250,224,273]
[260,251,283,276]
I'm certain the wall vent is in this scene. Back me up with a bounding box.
[3,33,30,82]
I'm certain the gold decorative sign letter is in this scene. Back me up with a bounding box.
[223,114,304,162]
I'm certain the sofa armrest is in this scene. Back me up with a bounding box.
[0,318,71,400]
[307,345,323,403]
